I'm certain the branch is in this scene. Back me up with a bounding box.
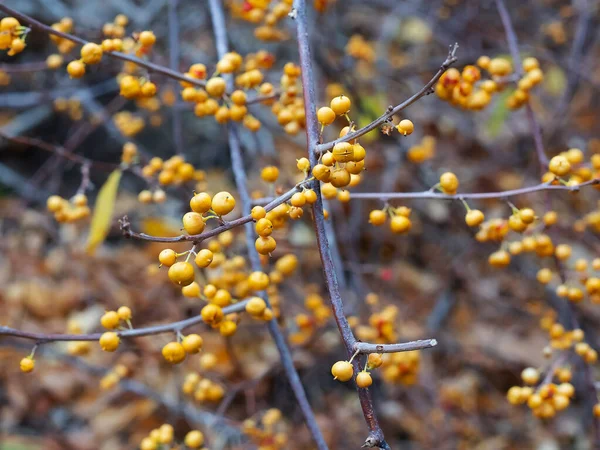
[120,178,311,243]
[354,339,437,354]
[0,300,248,342]
[315,43,458,155]
[345,179,599,200]
[293,2,440,448]
[0,130,118,171]
[207,1,329,449]
[494,0,549,169]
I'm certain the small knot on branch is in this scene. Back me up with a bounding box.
[362,434,391,449]
[119,215,132,238]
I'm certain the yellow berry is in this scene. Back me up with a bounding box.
[67,60,86,78]
[332,142,354,163]
[206,77,226,97]
[256,236,277,255]
[80,43,103,64]
[330,95,351,115]
[317,107,336,125]
[261,166,279,183]
[101,311,120,329]
[390,215,411,234]
[182,334,203,354]
[182,212,206,235]
[162,341,186,364]
[465,209,484,227]
[182,281,201,297]
[159,249,177,267]
[296,158,310,172]
[190,192,212,213]
[439,172,459,194]
[168,261,195,286]
[211,191,236,216]
[195,249,214,268]
[548,155,571,177]
[369,210,386,226]
[139,31,156,47]
[246,296,267,316]
[251,205,267,220]
[99,331,120,352]
[20,357,35,373]
[521,367,540,385]
[184,430,204,448]
[396,119,414,136]
[331,360,353,382]
[201,304,224,324]
[356,371,373,388]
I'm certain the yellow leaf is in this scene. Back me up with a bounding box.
[86,169,122,254]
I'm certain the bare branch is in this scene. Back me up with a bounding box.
[0,300,248,342]
[315,43,458,155]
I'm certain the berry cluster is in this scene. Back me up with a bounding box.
[368,205,412,235]
[267,62,306,135]
[243,408,289,449]
[289,292,331,345]
[406,135,436,164]
[138,154,206,193]
[183,53,274,132]
[139,424,206,450]
[381,351,421,385]
[0,17,26,56]
[99,363,129,390]
[66,321,92,356]
[46,193,90,223]
[113,110,145,137]
[49,17,76,54]
[232,0,292,41]
[507,366,575,419]
[182,372,225,404]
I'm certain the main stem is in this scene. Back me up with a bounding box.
[207,1,329,448]
[294,1,389,448]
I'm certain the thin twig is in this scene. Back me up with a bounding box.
[168,0,184,156]
[494,0,549,169]
[120,178,311,243]
[0,300,248,342]
[354,339,437,354]
[315,43,458,154]
[253,178,599,205]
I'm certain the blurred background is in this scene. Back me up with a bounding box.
[1,0,600,449]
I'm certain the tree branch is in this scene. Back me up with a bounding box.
[0,300,248,342]
[120,178,311,243]
[207,1,329,449]
[315,44,458,155]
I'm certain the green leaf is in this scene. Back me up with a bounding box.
[86,169,122,254]
[356,93,386,143]
[485,90,511,138]
[543,66,566,96]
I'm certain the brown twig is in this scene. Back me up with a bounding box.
[315,43,458,155]
[120,178,312,243]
